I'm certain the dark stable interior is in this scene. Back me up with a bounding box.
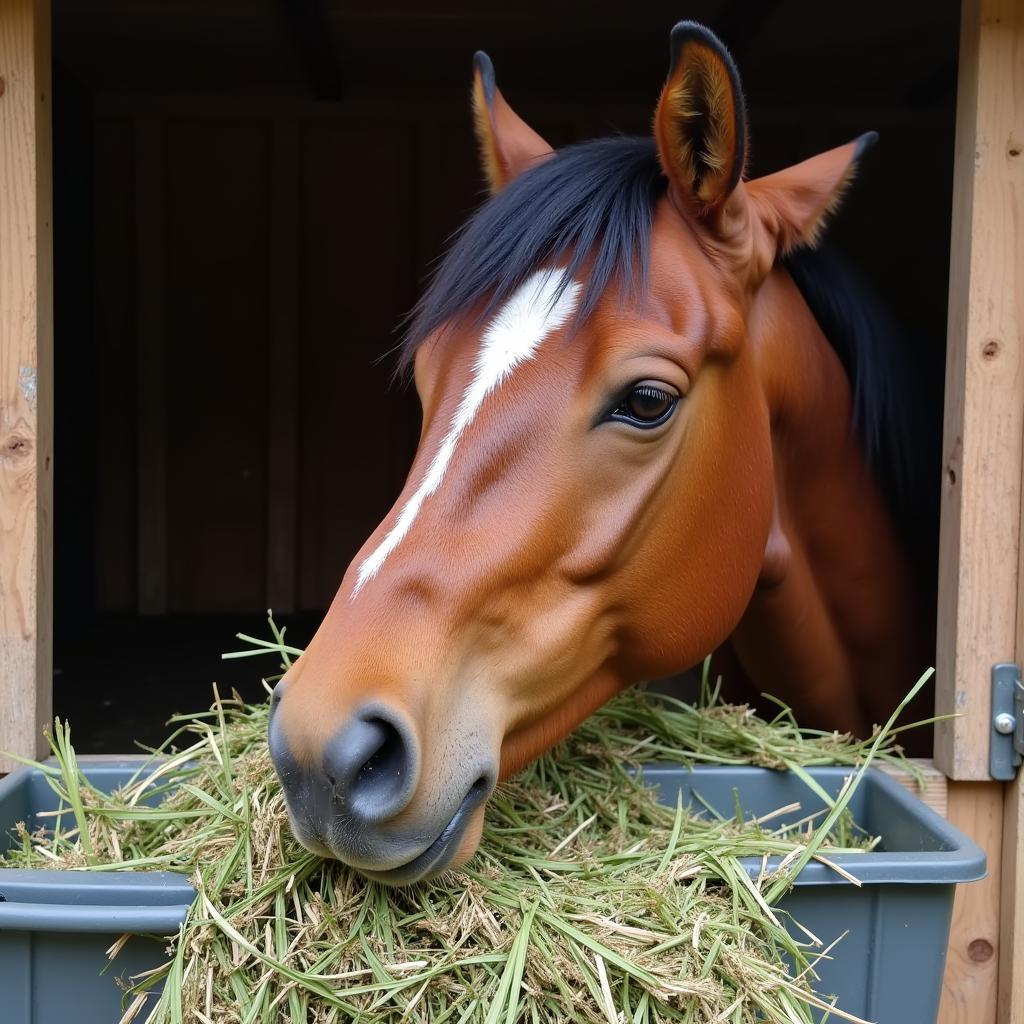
[52,0,960,752]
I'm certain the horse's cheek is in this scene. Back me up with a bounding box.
[632,362,773,674]
[705,367,776,623]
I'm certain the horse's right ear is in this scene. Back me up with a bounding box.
[472,52,553,194]
[653,22,747,215]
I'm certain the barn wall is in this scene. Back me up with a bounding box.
[93,106,431,613]
[89,100,611,615]
[85,91,956,615]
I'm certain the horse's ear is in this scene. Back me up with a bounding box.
[745,134,878,254]
[653,22,746,213]
[472,52,553,194]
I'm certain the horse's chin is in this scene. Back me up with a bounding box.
[348,804,487,887]
[499,668,630,780]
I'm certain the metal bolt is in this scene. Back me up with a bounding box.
[994,712,1016,735]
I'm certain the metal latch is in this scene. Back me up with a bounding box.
[990,663,1024,780]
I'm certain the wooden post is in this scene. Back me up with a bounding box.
[935,0,1024,782]
[0,0,52,773]
[940,783,1003,1024]
[1000,773,1024,1021]
[1002,50,1024,999]
[936,0,1023,1021]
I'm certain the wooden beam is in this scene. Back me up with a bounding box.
[135,118,168,614]
[935,0,1024,780]
[937,1,1022,1019]
[0,0,52,773]
[266,118,299,615]
[939,783,1003,1024]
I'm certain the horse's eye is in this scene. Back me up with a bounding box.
[610,382,679,428]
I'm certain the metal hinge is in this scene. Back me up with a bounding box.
[991,663,1024,780]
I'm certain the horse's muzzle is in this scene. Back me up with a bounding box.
[268,682,496,883]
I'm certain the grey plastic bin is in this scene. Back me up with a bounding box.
[0,760,984,1024]
[0,760,194,1024]
[640,765,986,1024]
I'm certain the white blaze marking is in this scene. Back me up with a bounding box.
[353,268,581,597]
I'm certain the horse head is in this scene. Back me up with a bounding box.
[270,22,886,882]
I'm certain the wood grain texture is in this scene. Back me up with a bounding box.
[878,758,949,817]
[936,4,1021,1017]
[1002,183,1024,1022]
[999,773,1024,1022]
[0,0,52,773]
[938,782,1002,1024]
[935,0,1024,780]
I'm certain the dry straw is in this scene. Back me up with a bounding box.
[3,619,934,1024]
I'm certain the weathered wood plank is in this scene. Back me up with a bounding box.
[999,773,1024,1022]
[0,0,52,773]
[936,2,1022,1018]
[938,782,1002,1024]
[1002,38,1024,997]
[266,118,299,614]
[935,0,1024,780]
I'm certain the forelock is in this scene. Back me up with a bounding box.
[400,135,667,373]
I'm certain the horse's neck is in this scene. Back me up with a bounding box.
[729,266,927,735]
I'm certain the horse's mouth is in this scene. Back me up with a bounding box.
[356,775,492,885]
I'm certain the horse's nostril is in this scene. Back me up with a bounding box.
[357,717,405,784]
[322,710,416,822]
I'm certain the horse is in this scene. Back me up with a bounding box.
[269,21,936,884]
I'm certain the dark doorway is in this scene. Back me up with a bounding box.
[52,0,960,751]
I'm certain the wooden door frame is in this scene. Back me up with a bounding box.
[0,0,52,776]
[936,0,1023,1021]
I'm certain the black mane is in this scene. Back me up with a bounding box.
[782,247,941,587]
[404,135,938,586]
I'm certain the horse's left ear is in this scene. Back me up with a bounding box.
[745,133,878,255]
[472,51,553,194]
[654,22,747,213]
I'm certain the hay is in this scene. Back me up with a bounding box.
[2,622,934,1024]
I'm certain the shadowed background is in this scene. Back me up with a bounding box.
[50,0,959,750]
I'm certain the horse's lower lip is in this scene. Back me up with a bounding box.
[359,778,490,885]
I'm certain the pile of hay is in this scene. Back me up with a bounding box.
[3,624,929,1024]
